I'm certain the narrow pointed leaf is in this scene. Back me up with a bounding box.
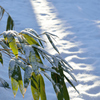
[7,36,18,58]
[9,59,15,78]
[31,72,40,100]
[17,66,24,97]
[38,63,57,74]
[24,65,32,91]
[18,80,24,97]
[0,6,5,21]
[0,77,10,88]
[0,52,3,65]
[22,34,39,45]
[63,82,70,100]
[56,55,73,69]
[29,48,39,74]
[40,74,47,100]
[0,40,10,53]
[11,77,19,97]
[64,74,79,94]
[6,15,14,31]
[63,68,77,81]
[44,32,59,53]
[25,28,44,48]
[42,71,60,94]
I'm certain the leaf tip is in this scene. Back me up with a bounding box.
[14,94,16,98]
[24,88,27,93]
[23,95,24,98]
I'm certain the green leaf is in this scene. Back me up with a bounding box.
[64,74,79,94]
[39,74,47,100]
[24,28,44,48]
[7,36,18,58]
[17,67,24,97]
[44,32,59,54]
[18,80,24,98]
[0,52,3,65]
[42,71,60,94]
[51,62,70,100]
[24,65,32,92]
[63,82,70,100]
[0,77,10,88]
[11,77,19,97]
[6,15,14,31]
[10,64,24,97]
[0,6,5,21]
[22,34,39,45]
[31,72,40,100]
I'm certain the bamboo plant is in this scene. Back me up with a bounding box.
[0,6,78,100]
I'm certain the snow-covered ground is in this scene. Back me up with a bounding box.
[0,0,100,100]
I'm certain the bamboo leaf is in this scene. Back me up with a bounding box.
[22,34,39,45]
[24,65,32,92]
[15,59,27,71]
[25,28,44,48]
[56,55,73,70]
[31,72,40,100]
[0,6,5,21]
[39,74,47,100]
[11,77,19,97]
[9,59,15,78]
[43,32,59,38]
[9,62,24,97]
[0,40,10,53]
[6,15,14,31]
[38,63,57,74]
[43,32,59,54]
[18,80,24,98]
[64,74,79,94]
[32,45,53,57]
[17,67,24,97]
[42,71,60,94]
[63,82,70,100]
[0,52,3,65]
[7,36,18,58]
[0,77,10,88]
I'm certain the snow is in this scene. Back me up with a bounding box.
[0,0,100,100]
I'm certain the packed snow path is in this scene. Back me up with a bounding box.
[0,0,100,100]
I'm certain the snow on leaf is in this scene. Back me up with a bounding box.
[29,49,39,74]
[38,63,58,74]
[32,45,53,57]
[56,55,73,70]
[9,59,15,78]
[0,77,10,88]
[15,59,27,70]
[0,39,9,52]
[2,31,18,58]
[43,32,59,54]
[42,71,60,93]
[24,65,32,91]
[63,68,77,82]
[20,30,45,42]
[19,30,44,45]
[24,28,44,47]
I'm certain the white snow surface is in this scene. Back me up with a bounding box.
[0,0,100,100]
